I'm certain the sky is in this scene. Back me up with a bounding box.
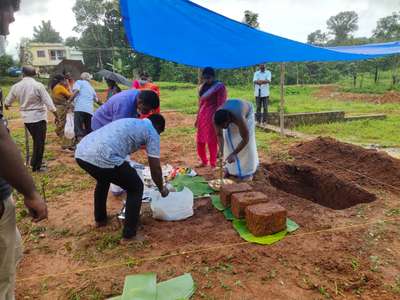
[4,0,400,58]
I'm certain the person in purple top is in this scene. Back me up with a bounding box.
[91,89,159,131]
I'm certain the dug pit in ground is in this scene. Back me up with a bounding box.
[266,162,376,210]
[289,137,400,190]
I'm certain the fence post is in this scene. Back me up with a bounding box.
[279,63,286,136]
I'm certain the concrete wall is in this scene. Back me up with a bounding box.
[265,111,346,128]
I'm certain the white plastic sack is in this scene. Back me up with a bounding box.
[110,160,144,196]
[110,183,125,196]
[150,187,194,221]
[64,112,75,139]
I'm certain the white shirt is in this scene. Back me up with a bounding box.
[5,77,56,123]
[253,70,272,97]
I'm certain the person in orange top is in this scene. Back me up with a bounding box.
[132,72,160,118]
[50,74,77,149]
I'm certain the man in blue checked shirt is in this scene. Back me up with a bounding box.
[75,115,169,241]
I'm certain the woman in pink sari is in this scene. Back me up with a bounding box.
[195,67,227,168]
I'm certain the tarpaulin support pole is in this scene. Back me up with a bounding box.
[279,63,285,136]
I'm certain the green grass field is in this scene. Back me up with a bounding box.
[161,83,400,115]
[159,81,400,147]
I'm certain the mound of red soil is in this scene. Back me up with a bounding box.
[289,137,400,190]
[314,85,400,104]
[266,162,376,210]
[378,91,400,104]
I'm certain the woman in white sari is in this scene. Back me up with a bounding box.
[214,99,259,181]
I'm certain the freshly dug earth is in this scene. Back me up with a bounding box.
[289,137,400,190]
[231,191,269,219]
[266,162,376,210]
[314,85,400,104]
[245,203,287,236]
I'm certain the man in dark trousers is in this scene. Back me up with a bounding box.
[253,64,272,124]
[0,1,48,298]
[75,115,169,241]
[5,66,58,172]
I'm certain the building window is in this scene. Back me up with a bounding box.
[37,50,45,58]
[49,50,66,60]
[57,50,65,60]
[49,50,56,60]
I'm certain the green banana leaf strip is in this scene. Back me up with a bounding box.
[286,218,300,233]
[210,195,235,220]
[122,272,157,300]
[232,219,300,245]
[171,175,214,198]
[211,194,300,238]
[211,195,225,211]
[156,273,196,300]
[223,208,234,221]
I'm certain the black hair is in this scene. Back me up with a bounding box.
[139,90,160,109]
[139,71,149,79]
[22,66,36,77]
[50,74,65,90]
[0,0,20,10]
[148,114,166,134]
[202,67,215,77]
[214,109,231,126]
[106,79,116,86]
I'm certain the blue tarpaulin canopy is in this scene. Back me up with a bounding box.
[328,41,400,56]
[120,0,399,69]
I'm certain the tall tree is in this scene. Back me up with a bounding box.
[373,12,400,42]
[243,10,259,28]
[32,20,63,43]
[307,30,328,46]
[327,11,358,43]
[0,55,14,76]
[65,36,80,48]
[73,0,107,69]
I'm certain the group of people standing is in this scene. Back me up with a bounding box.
[3,68,164,175]
[4,69,101,172]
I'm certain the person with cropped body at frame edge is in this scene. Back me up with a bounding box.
[0,1,48,299]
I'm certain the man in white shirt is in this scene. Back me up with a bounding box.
[253,64,271,124]
[72,72,100,142]
[5,66,57,172]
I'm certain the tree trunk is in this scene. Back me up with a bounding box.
[353,73,357,88]
[393,56,399,86]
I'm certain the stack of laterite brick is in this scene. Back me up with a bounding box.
[220,183,287,237]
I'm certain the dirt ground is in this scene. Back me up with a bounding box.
[314,85,400,104]
[10,111,400,300]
